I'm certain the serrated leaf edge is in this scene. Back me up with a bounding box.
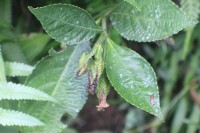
[5,61,35,77]
[0,82,55,102]
[106,39,164,121]
[28,4,102,45]
[111,1,198,42]
[0,108,44,126]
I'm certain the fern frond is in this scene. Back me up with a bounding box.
[0,108,44,126]
[0,47,6,82]
[5,62,35,77]
[0,82,55,101]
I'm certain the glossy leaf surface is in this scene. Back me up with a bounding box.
[105,39,163,120]
[29,4,101,45]
[21,42,90,133]
[110,0,197,42]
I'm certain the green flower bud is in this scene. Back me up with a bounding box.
[94,57,104,79]
[93,44,104,79]
[86,43,105,97]
[94,44,103,60]
[77,52,90,77]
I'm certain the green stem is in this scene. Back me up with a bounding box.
[182,28,194,60]
[88,33,107,60]
[96,33,107,45]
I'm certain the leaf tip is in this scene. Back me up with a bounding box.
[28,6,34,11]
[156,110,165,122]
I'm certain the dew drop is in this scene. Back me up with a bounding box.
[130,85,133,89]
[142,37,145,40]
[74,109,79,113]
[155,6,161,18]
[146,35,150,40]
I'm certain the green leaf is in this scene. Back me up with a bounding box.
[0,0,12,24]
[0,29,17,42]
[171,98,188,133]
[105,39,163,120]
[21,42,90,133]
[0,108,44,126]
[19,33,50,63]
[181,0,200,21]
[0,126,19,133]
[123,0,141,11]
[0,82,54,101]
[28,4,102,45]
[1,42,27,63]
[86,131,112,133]
[181,0,200,59]
[186,104,200,133]
[5,62,34,77]
[0,47,6,82]
[110,1,198,42]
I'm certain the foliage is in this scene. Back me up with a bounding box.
[0,0,199,133]
[0,47,54,126]
[21,42,90,133]
[105,39,163,120]
[28,4,102,45]
[110,0,196,42]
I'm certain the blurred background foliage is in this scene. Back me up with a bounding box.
[0,0,200,133]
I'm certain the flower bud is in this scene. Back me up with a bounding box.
[77,52,89,77]
[96,74,110,111]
